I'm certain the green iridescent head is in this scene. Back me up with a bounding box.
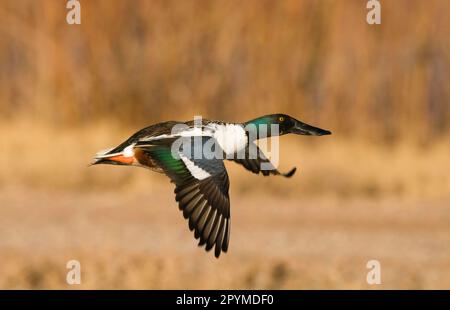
[244,113,331,138]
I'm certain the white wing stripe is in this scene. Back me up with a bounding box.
[139,128,214,142]
[179,153,211,180]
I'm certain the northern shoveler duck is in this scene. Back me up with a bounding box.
[92,114,331,258]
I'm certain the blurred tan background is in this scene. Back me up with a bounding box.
[0,0,449,289]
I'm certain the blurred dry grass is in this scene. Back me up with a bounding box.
[1,0,449,141]
[0,0,450,289]
[1,186,450,289]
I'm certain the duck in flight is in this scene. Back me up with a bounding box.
[92,114,331,258]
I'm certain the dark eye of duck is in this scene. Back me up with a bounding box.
[278,116,284,122]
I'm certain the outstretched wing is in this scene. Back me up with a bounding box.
[230,143,296,177]
[136,141,230,258]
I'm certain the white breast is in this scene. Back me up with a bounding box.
[211,123,247,155]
